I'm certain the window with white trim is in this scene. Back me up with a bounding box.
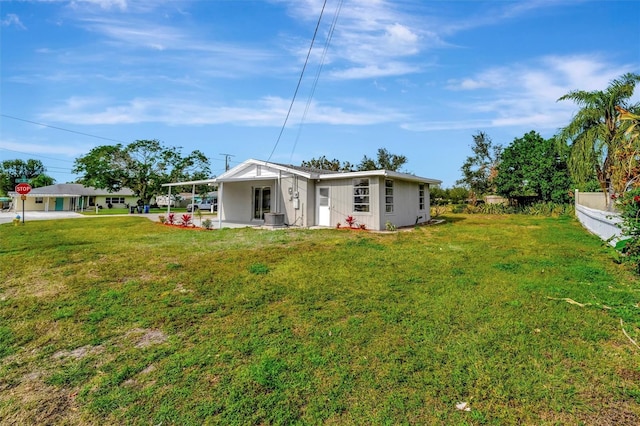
[385,179,394,214]
[353,178,370,212]
[105,197,125,204]
[35,197,44,204]
[418,184,425,210]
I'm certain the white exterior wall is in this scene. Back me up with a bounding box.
[220,179,275,223]
[380,179,430,229]
[303,178,315,227]
[277,175,313,227]
[378,179,431,230]
[322,177,381,230]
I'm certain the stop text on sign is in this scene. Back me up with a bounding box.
[15,183,32,195]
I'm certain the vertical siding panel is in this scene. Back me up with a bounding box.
[273,175,313,227]
[303,178,314,227]
[326,177,380,230]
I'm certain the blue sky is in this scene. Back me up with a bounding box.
[1,0,639,187]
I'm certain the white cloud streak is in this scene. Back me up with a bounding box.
[1,13,27,29]
[278,0,431,79]
[405,55,637,133]
[38,95,408,127]
[0,139,88,157]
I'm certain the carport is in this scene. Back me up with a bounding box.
[161,178,218,219]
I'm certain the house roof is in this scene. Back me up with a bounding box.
[215,159,442,184]
[214,159,319,182]
[319,169,442,184]
[163,158,442,186]
[9,183,135,197]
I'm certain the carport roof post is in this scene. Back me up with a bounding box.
[161,179,217,216]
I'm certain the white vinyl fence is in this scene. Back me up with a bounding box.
[574,190,623,246]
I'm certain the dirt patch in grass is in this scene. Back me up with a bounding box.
[581,401,640,426]
[0,376,82,425]
[126,328,168,348]
[53,345,104,360]
[2,277,67,300]
[174,282,192,293]
[618,368,640,381]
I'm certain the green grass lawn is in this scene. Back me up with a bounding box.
[1,214,639,424]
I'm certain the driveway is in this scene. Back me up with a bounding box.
[0,211,164,224]
[0,211,87,224]
[0,210,259,229]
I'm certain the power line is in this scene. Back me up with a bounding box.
[0,146,76,163]
[267,0,329,162]
[290,0,343,162]
[1,114,128,144]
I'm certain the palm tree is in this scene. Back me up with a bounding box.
[557,72,640,199]
[617,105,640,141]
[614,105,640,191]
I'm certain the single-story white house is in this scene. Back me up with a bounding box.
[163,159,441,231]
[7,183,136,212]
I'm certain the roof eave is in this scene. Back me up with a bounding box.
[318,169,441,184]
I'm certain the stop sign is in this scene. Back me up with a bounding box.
[15,183,32,195]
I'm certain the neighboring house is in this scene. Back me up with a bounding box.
[8,183,136,212]
[165,159,441,230]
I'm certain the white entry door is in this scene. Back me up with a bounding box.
[317,187,330,226]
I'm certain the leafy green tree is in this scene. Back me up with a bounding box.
[0,159,55,195]
[430,186,469,205]
[612,105,640,191]
[448,186,471,204]
[301,156,353,171]
[614,188,640,274]
[73,139,210,204]
[301,148,407,172]
[557,72,640,195]
[357,148,407,171]
[457,131,502,197]
[495,131,573,204]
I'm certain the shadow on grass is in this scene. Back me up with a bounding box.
[431,214,466,224]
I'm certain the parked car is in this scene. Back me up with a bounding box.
[186,200,216,212]
[155,195,176,207]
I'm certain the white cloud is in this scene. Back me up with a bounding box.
[385,23,419,53]
[1,13,27,29]
[330,63,420,80]
[279,0,428,80]
[406,55,637,133]
[0,140,87,157]
[79,17,183,50]
[68,0,127,11]
[38,95,408,127]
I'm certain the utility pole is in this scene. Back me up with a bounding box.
[220,153,235,172]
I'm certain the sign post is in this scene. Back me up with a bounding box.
[15,183,32,223]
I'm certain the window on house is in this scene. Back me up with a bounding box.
[105,197,125,204]
[353,178,370,212]
[419,184,425,210]
[385,179,394,214]
[35,197,43,204]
